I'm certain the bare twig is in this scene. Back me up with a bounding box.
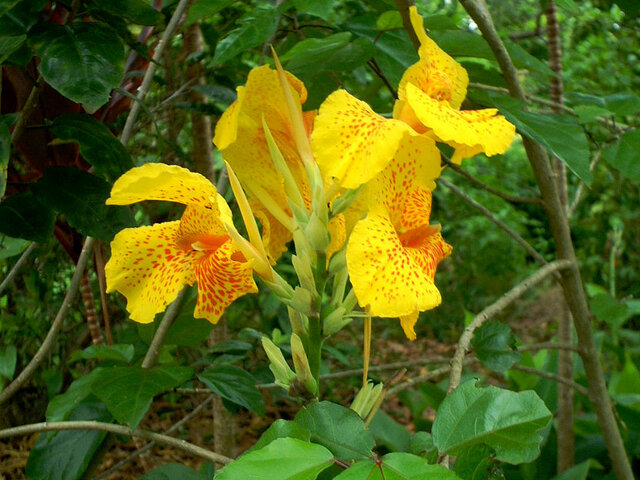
[0,242,37,294]
[141,289,188,369]
[0,237,95,405]
[511,364,588,397]
[120,0,191,145]
[441,156,541,205]
[447,259,574,394]
[0,420,232,465]
[93,395,217,480]
[10,78,43,144]
[439,177,548,266]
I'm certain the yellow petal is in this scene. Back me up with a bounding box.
[250,198,293,264]
[327,213,346,262]
[107,163,218,207]
[408,6,468,109]
[212,87,244,150]
[405,83,515,160]
[399,311,419,341]
[346,212,442,318]
[192,241,258,324]
[105,221,197,324]
[312,89,413,189]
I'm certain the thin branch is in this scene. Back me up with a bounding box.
[395,0,420,50]
[467,82,574,114]
[568,151,601,218]
[367,59,397,99]
[93,395,217,480]
[447,259,574,394]
[120,0,191,145]
[439,177,548,266]
[141,288,188,369]
[0,420,233,465]
[0,237,95,405]
[441,156,541,205]
[0,242,37,294]
[519,342,580,353]
[387,360,475,396]
[10,77,43,144]
[511,365,588,397]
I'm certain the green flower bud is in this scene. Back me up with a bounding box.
[290,333,318,397]
[261,336,296,389]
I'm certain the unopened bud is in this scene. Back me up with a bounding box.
[304,212,330,254]
[261,336,296,389]
[322,306,350,336]
[290,333,318,397]
[351,381,384,420]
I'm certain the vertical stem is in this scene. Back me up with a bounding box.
[458,2,632,478]
[363,316,371,388]
[80,272,104,345]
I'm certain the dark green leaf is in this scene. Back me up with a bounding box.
[294,401,375,460]
[213,7,278,66]
[215,437,333,480]
[209,340,253,353]
[46,370,102,422]
[50,114,133,183]
[91,366,193,429]
[198,365,265,414]
[291,0,336,21]
[589,293,630,328]
[251,419,310,451]
[192,84,237,106]
[334,453,461,479]
[0,345,17,379]
[369,410,411,452]
[432,380,552,464]
[30,167,135,241]
[0,235,30,259]
[554,0,581,15]
[0,191,55,242]
[86,0,163,26]
[377,11,403,31]
[484,92,592,185]
[0,122,9,197]
[453,445,494,480]
[25,401,111,480]
[549,460,592,480]
[603,129,640,184]
[141,463,208,480]
[410,432,439,464]
[72,344,135,364]
[0,34,25,63]
[0,0,46,36]
[33,23,124,113]
[604,92,640,116]
[472,322,521,373]
[282,32,352,73]
[185,0,235,25]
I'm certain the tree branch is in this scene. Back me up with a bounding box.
[0,237,95,406]
[447,259,574,394]
[0,420,232,466]
[0,242,37,294]
[511,364,588,397]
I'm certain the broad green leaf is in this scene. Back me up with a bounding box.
[550,460,592,480]
[215,437,333,480]
[410,432,439,464]
[589,293,630,328]
[294,401,375,460]
[209,340,253,353]
[0,345,17,379]
[334,453,460,479]
[141,463,208,480]
[604,92,640,117]
[69,344,135,364]
[213,7,278,66]
[603,129,640,184]
[33,23,124,113]
[452,445,494,480]
[30,167,135,241]
[471,322,521,373]
[573,105,613,124]
[0,122,8,197]
[0,34,25,63]
[25,401,111,480]
[377,11,403,31]
[0,235,30,259]
[0,0,46,36]
[86,0,163,26]
[0,191,55,242]
[282,33,352,73]
[369,410,411,452]
[292,0,336,21]
[483,92,592,185]
[46,370,103,422]
[432,380,552,464]
[163,299,215,346]
[49,114,133,183]
[198,365,265,414]
[186,0,236,25]
[251,419,311,451]
[91,366,193,429]
[608,355,640,404]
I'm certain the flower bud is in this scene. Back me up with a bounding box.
[290,333,318,397]
[261,336,296,389]
[351,381,384,420]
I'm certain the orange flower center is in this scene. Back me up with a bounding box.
[177,233,229,252]
[398,224,442,249]
[424,71,452,102]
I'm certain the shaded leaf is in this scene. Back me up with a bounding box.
[50,114,133,183]
[46,371,103,422]
[0,345,17,380]
[377,10,403,31]
[186,0,235,25]
[0,34,25,63]
[91,366,193,429]
[294,401,375,460]
[141,463,208,480]
[215,437,333,480]
[69,344,135,364]
[334,453,460,479]
[0,0,46,36]
[603,129,640,184]
[369,410,411,452]
[86,0,163,26]
[589,293,630,328]
[251,419,310,452]
[292,0,336,21]
[0,191,55,242]
[432,380,552,464]
[25,401,111,480]
[213,7,278,66]
[30,167,135,241]
[198,364,265,414]
[472,322,521,373]
[0,235,30,259]
[33,23,124,113]
[0,122,8,197]
[282,32,352,73]
[453,445,494,480]
[550,460,592,480]
[410,432,439,464]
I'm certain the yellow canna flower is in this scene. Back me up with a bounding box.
[311,6,515,189]
[346,136,452,340]
[213,64,315,263]
[105,163,258,324]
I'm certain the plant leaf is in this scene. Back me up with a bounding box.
[33,23,124,113]
[432,380,552,464]
[0,345,17,380]
[86,0,163,26]
[215,437,333,480]
[91,366,193,429]
[0,191,55,242]
[198,364,265,414]
[603,129,640,184]
[251,419,311,452]
[472,322,521,373]
[334,453,461,479]
[294,401,375,460]
[141,463,209,480]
